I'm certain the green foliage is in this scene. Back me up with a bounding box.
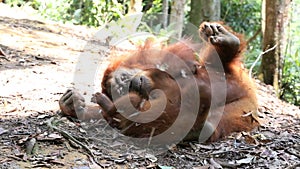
[281,49,300,105]
[221,0,262,71]
[4,0,127,26]
[221,0,261,34]
[4,0,28,7]
[144,0,162,14]
[33,0,72,23]
[280,0,300,106]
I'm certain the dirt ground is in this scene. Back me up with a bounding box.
[0,4,299,169]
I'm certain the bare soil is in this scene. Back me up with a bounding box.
[0,4,299,169]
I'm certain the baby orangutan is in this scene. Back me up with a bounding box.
[59,22,259,143]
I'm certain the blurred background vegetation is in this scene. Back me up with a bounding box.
[3,0,299,106]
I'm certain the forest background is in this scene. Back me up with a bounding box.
[4,0,299,106]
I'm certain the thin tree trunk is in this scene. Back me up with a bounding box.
[276,0,291,92]
[189,0,220,27]
[162,0,169,29]
[170,0,186,39]
[260,0,277,85]
[260,0,291,94]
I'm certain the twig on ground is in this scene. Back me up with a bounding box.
[249,44,277,78]
[46,117,102,167]
[286,163,300,169]
[285,148,300,159]
[148,127,155,146]
[31,163,52,168]
[7,155,25,162]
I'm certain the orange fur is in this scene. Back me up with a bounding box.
[97,22,259,142]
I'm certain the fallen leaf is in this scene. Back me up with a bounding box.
[236,156,254,164]
[114,158,126,164]
[209,158,222,169]
[48,133,62,139]
[145,154,157,163]
[18,136,29,144]
[158,165,175,169]
[0,127,8,135]
[37,114,49,119]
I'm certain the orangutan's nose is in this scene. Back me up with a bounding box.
[129,74,152,99]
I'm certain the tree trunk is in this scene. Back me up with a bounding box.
[189,0,220,27]
[170,0,186,39]
[260,0,291,93]
[276,0,291,92]
[162,0,169,29]
[260,0,277,85]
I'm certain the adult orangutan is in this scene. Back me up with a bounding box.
[59,22,259,143]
